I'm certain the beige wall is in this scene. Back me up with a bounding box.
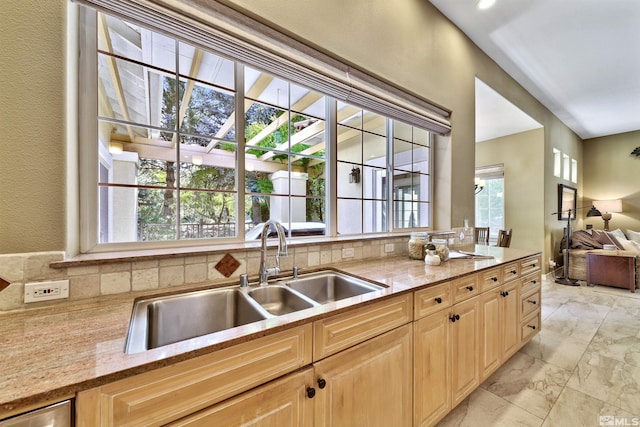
[583,130,640,233]
[1,0,586,262]
[476,128,545,257]
[1,0,69,254]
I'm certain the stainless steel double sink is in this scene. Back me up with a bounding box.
[125,271,385,354]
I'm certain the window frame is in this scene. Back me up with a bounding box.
[78,4,437,253]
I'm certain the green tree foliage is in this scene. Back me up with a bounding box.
[137,75,327,240]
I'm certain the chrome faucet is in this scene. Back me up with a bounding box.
[259,220,288,286]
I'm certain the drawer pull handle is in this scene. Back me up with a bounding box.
[449,314,460,323]
[435,297,442,304]
[531,280,537,285]
[466,285,474,291]
[491,277,498,282]
[527,299,537,305]
[317,378,327,389]
[307,387,316,398]
[528,325,536,330]
[510,270,517,275]
[500,291,509,297]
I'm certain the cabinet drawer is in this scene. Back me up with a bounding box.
[76,325,312,427]
[521,287,540,318]
[313,293,412,360]
[521,310,540,343]
[452,275,480,303]
[479,268,501,292]
[166,368,314,427]
[520,255,541,276]
[414,282,451,319]
[520,272,541,294]
[501,262,520,283]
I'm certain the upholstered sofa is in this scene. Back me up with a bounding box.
[565,228,640,283]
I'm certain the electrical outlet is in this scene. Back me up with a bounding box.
[24,280,69,303]
[384,243,395,253]
[342,247,355,258]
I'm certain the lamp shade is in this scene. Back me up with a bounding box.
[586,206,602,217]
[594,199,622,213]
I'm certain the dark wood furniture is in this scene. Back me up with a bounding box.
[586,252,636,293]
[474,227,490,245]
[497,229,512,248]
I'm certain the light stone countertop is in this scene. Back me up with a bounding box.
[0,245,539,416]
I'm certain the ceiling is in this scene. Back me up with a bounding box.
[430,0,640,141]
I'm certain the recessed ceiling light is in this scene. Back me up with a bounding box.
[477,0,496,10]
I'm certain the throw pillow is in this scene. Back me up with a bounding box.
[592,229,624,249]
[569,230,602,250]
[626,229,640,244]
[609,228,627,242]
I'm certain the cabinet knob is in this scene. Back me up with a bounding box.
[435,297,442,304]
[449,314,460,323]
[500,291,507,297]
[510,270,517,275]
[306,387,316,398]
[527,299,537,305]
[466,285,474,292]
[317,378,326,389]
[491,277,498,282]
[532,280,537,285]
[528,325,536,330]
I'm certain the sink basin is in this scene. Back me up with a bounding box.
[125,288,267,353]
[125,271,386,353]
[247,286,317,316]
[285,271,384,304]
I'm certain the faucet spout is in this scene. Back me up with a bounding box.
[259,220,288,286]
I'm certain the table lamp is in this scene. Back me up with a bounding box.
[593,199,622,230]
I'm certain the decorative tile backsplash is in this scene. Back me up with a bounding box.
[0,235,418,312]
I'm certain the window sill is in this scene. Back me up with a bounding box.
[51,233,413,268]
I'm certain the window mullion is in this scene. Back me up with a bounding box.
[236,64,246,240]
[326,98,337,238]
[386,119,394,233]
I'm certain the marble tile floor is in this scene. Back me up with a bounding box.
[437,277,640,427]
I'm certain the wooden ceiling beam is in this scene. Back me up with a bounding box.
[97,14,135,142]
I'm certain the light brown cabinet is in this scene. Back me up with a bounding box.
[414,295,479,426]
[450,296,480,407]
[166,368,315,427]
[414,308,451,427]
[479,281,520,381]
[76,325,312,427]
[314,324,413,427]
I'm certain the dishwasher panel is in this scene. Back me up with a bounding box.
[0,400,72,427]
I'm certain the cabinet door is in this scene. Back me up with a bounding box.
[313,324,412,427]
[501,281,520,359]
[414,309,451,427]
[167,369,314,427]
[479,290,501,381]
[450,296,480,408]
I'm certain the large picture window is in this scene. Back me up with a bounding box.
[80,5,436,251]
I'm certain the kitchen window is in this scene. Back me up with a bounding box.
[78,2,448,252]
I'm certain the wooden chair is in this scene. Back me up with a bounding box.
[497,229,512,248]
[474,227,490,245]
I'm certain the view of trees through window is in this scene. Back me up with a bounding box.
[92,9,430,246]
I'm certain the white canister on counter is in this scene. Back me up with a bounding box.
[424,245,441,265]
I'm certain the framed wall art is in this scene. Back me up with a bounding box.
[557,183,577,220]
